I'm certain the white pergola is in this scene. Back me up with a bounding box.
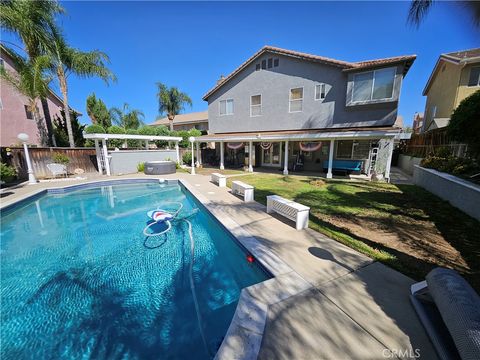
[84,133,183,176]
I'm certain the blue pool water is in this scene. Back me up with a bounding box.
[0,181,270,359]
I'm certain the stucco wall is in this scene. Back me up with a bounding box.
[109,150,177,175]
[456,63,480,107]
[413,165,480,221]
[207,53,404,134]
[398,154,422,175]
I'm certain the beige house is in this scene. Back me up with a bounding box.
[422,48,480,132]
[151,110,208,132]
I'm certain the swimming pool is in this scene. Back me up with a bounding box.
[0,180,270,359]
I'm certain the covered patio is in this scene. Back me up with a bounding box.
[193,128,399,181]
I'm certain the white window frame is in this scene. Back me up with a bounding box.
[315,83,326,101]
[219,99,234,116]
[250,94,262,117]
[467,66,480,87]
[289,87,303,113]
[351,67,396,104]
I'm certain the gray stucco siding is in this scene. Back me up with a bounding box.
[207,53,403,134]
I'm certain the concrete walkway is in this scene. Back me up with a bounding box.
[1,172,437,359]
[390,166,414,185]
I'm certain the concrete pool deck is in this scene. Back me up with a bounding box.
[1,172,437,359]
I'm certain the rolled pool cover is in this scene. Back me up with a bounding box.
[144,161,176,175]
[426,268,480,360]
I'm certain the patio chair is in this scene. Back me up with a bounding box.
[46,163,68,178]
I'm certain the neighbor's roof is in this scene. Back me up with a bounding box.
[203,45,416,100]
[423,47,480,95]
[151,111,208,126]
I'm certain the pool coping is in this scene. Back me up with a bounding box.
[0,177,313,359]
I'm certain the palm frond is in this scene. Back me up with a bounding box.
[407,0,434,27]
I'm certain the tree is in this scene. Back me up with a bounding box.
[156,83,192,131]
[447,90,480,160]
[86,93,112,129]
[408,1,480,28]
[106,125,126,148]
[48,32,116,148]
[84,124,106,147]
[0,47,52,145]
[110,103,144,130]
[53,109,85,147]
[0,0,64,146]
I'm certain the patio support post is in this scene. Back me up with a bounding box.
[175,142,180,164]
[94,139,103,175]
[220,141,225,170]
[283,140,289,175]
[102,139,111,176]
[384,138,394,182]
[327,139,334,179]
[145,140,149,149]
[189,137,196,175]
[248,141,253,172]
[195,142,200,168]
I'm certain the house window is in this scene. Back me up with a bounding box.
[352,67,396,103]
[24,105,34,120]
[0,98,3,110]
[336,140,354,159]
[261,60,267,69]
[468,66,480,87]
[315,83,326,100]
[219,99,234,116]
[274,58,279,67]
[255,63,261,71]
[250,95,262,117]
[268,58,273,68]
[289,87,303,112]
[0,58,4,68]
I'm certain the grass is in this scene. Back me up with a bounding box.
[227,173,480,289]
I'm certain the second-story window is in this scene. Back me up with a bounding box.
[468,66,480,86]
[352,67,396,103]
[219,99,234,116]
[24,105,34,120]
[289,87,303,112]
[250,95,262,117]
[315,83,326,100]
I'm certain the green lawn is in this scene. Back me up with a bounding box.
[227,173,480,290]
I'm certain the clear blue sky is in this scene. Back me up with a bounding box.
[3,1,478,126]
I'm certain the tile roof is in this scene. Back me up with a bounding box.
[151,111,208,126]
[443,48,480,62]
[203,45,416,100]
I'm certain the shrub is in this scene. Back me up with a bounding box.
[178,128,202,148]
[421,154,480,176]
[137,162,145,172]
[107,126,126,148]
[126,128,141,148]
[1,163,17,183]
[154,125,171,148]
[52,153,70,165]
[182,151,192,165]
[84,124,106,147]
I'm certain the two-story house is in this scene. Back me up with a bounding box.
[151,110,209,132]
[422,48,480,132]
[193,46,415,181]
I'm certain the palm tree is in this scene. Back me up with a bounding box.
[49,32,116,147]
[156,83,192,131]
[109,103,145,130]
[0,0,64,146]
[408,0,480,28]
[0,47,53,145]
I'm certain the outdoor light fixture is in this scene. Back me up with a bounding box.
[189,136,196,175]
[17,133,37,184]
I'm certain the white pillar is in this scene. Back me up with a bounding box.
[327,139,334,179]
[283,140,289,175]
[384,138,394,182]
[196,142,200,168]
[94,139,103,174]
[102,139,111,176]
[220,141,225,170]
[145,140,149,149]
[248,141,253,172]
[175,142,180,164]
[190,140,196,175]
[23,142,37,184]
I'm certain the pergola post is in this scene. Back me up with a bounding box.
[384,138,394,182]
[195,142,200,168]
[175,142,180,164]
[102,139,111,176]
[327,140,334,179]
[94,139,103,174]
[283,140,289,175]
[220,141,225,170]
[248,141,253,172]
[145,140,149,149]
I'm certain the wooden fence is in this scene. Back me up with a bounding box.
[7,147,98,179]
[403,128,467,158]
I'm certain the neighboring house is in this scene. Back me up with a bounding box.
[422,48,480,132]
[151,111,208,132]
[0,45,65,147]
[412,112,424,134]
[195,46,415,181]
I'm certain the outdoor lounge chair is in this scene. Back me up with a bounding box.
[46,163,68,178]
[410,268,480,360]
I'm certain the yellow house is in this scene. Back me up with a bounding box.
[422,48,480,132]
